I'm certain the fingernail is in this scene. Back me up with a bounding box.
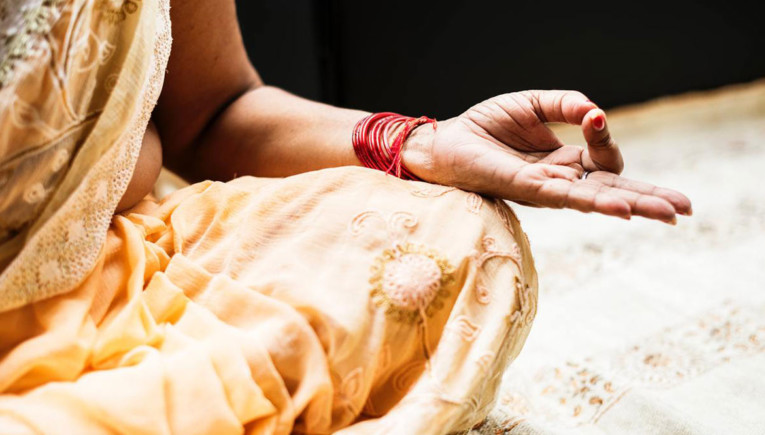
[592,113,605,131]
[665,216,677,225]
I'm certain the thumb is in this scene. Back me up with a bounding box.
[581,108,624,174]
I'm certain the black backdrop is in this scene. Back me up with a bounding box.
[236,0,765,119]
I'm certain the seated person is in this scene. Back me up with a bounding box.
[0,0,690,433]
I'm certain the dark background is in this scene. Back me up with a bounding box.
[235,0,765,119]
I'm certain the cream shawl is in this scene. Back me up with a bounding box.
[0,0,171,311]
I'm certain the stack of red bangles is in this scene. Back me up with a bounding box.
[352,112,437,181]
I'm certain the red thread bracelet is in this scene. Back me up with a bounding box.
[352,112,437,181]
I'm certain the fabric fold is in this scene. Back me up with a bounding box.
[1,168,537,434]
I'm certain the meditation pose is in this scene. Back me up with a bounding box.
[0,0,690,433]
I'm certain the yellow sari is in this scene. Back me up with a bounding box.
[0,1,537,433]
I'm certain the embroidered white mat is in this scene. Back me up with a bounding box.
[475,80,765,434]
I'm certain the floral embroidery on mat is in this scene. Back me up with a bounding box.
[473,300,765,433]
[616,301,765,386]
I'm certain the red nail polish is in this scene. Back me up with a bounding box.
[593,115,605,131]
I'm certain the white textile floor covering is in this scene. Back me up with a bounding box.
[474,80,765,434]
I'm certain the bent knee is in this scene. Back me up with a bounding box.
[474,195,537,281]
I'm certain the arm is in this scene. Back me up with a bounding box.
[154,0,366,182]
[192,86,367,180]
[154,0,691,223]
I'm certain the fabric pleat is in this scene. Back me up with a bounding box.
[0,167,537,434]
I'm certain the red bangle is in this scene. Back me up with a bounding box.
[352,112,436,181]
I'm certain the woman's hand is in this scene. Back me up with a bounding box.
[403,90,692,223]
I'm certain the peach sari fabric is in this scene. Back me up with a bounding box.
[1,169,537,433]
[0,0,170,310]
[0,1,538,432]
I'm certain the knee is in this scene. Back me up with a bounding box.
[472,195,537,290]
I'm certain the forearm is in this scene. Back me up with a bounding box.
[154,0,406,182]
[172,85,369,182]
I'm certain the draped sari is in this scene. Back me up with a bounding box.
[0,1,538,433]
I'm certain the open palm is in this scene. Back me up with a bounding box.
[404,90,691,223]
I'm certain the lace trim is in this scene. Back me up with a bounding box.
[0,0,171,311]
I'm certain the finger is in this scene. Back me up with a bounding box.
[520,90,598,125]
[588,171,693,216]
[562,180,632,218]
[537,163,579,182]
[529,178,676,223]
[515,177,632,219]
[581,109,624,174]
[597,184,678,223]
[473,161,575,200]
[480,160,676,223]
[509,165,632,219]
[538,145,585,173]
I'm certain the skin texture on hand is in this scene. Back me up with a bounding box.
[402,90,692,224]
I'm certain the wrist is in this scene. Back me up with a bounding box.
[352,113,436,180]
[400,123,437,181]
